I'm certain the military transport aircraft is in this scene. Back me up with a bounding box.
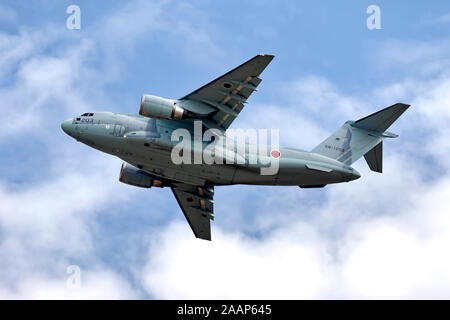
[61,54,409,240]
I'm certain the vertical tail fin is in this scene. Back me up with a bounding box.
[311,103,409,171]
[364,141,383,173]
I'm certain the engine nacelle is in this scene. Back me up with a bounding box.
[119,163,164,188]
[139,94,185,120]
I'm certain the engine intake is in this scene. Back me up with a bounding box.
[119,163,164,188]
[139,94,185,120]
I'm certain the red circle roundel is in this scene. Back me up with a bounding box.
[271,150,281,158]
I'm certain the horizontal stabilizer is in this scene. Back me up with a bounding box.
[353,103,410,132]
[364,141,383,173]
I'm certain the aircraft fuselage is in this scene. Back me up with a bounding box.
[61,111,360,187]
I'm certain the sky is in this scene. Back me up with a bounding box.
[0,0,450,299]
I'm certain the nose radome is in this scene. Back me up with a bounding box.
[61,118,73,135]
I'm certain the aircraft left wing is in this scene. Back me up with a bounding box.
[171,183,214,240]
[179,54,274,130]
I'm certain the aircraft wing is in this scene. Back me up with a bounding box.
[180,54,274,130]
[171,183,214,240]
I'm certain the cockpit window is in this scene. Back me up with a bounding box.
[81,113,88,116]
[88,113,94,116]
[81,113,94,117]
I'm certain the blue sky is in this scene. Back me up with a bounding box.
[1,0,450,298]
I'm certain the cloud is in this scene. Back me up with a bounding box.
[373,39,450,78]
[1,1,450,300]
[140,156,450,299]
[0,28,100,141]
[1,268,138,299]
[97,0,222,65]
[139,39,450,299]
[0,0,223,142]
[236,75,365,150]
[141,221,330,299]
[0,0,225,298]
[339,178,450,299]
[0,147,140,298]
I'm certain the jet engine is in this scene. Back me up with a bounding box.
[139,94,185,120]
[119,162,164,188]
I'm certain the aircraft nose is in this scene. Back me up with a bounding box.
[61,118,73,136]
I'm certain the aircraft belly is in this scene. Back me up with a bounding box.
[122,145,237,185]
[230,168,278,185]
[230,164,343,186]
[121,140,344,187]
[275,167,342,186]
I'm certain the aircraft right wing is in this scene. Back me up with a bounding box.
[171,183,214,241]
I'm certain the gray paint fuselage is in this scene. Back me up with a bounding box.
[61,112,360,186]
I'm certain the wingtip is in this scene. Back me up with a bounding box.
[196,235,212,241]
[258,53,275,58]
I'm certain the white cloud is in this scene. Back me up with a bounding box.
[1,1,450,300]
[237,103,328,150]
[141,159,450,299]
[339,179,450,299]
[0,0,223,142]
[0,148,139,298]
[141,221,331,299]
[0,22,127,297]
[236,75,365,150]
[0,29,98,140]
[1,268,137,299]
[97,0,222,65]
[0,0,224,298]
[288,75,364,119]
[139,39,450,299]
